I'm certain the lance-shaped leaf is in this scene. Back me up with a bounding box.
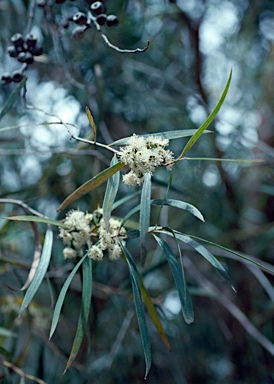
[120,198,204,228]
[140,173,151,262]
[19,228,53,316]
[6,215,67,228]
[110,129,211,146]
[180,70,232,157]
[153,234,194,324]
[103,155,120,231]
[57,161,125,211]
[85,106,97,144]
[65,256,92,372]
[119,241,151,379]
[49,255,88,339]
[0,78,27,121]
[159,229,235,291]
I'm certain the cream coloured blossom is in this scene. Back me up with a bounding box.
[88,245,104,261]
[119,134,174,186]
[63,247,77,259]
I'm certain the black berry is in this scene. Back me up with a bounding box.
[17,52,27,63]
[25,34,37,49]
[55,0,66,3]
[96,14,107,26]
[11,70,24,83]
[106,15,119,27]
[7,45,18,58]
[11,33,25,48]
[2,72,12,85]
[73,12,88,26]
[32,46,43,56]
[91,2,106,15]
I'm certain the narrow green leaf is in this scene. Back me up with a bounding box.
[140,173,151,264]
[180,70,232,157]
[0,78,27,121]
[159,229,235,291]
[57,161,125,211]
[103,155,120,231]
[0,327,18,338]
[49,255,88,339]
[19,228,53,316]
[6,215,67,228]
[151,199,204,222]
[112,191,141,211]
[120,198,204,228]
[138,275,171,350]
[110,129,211,146]
[187,234,274,276]
[65,256,92,372]
[153,235,194,324]
[119,241,151,379]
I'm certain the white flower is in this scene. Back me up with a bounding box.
[108,244,122,261]
[63,247,77,259]
[88,245,104,261]
[119,134,174,186]
[59,228,72,245]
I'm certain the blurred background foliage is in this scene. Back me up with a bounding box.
[1,0,274,383]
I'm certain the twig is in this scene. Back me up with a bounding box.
[0,198,45,218]
[25,0,37,36]
[88,12,149,53]
[0,358,46,384]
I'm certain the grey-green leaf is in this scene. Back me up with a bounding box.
[103,155,120,231]
[153,234,194,324]
[49,254,88,339]
[140,173,151,248]
[151,199,204,222]
[119,241,151,379]
[19,228,53,316]
[0,78,27,121]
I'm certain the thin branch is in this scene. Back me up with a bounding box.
[0,358,46,384]
[88,12,149,53]
[25,0,37,36]
[0,198,45,218]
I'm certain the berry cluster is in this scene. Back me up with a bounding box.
[59,1,119,39]
[2,33,43,85]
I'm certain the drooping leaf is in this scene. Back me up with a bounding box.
[140,172,151,262]
[65,256,92,372]
[180,70,232,157]
[110,129,211,146]
[19,228,53,316]
[6,215,67,228]
[0,78,27,121]
[103,155,120,231]
[119,241,151,379]
[49,255,88,339]
[151,199,204,222]
[153,234,194,324]
[138,274,171,350]
[159,228,235,291]
[85,106,97,144]
[57,161,125,211]
[0,327,18,338]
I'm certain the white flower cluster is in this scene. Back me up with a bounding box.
[59,209,126,262]
[119,134,174,186]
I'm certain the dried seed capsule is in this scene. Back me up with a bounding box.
[11,33,25,48]
[7,45,18,58]
[106,15,119,27]
[96,13,107,26]
[1,72,12,85]
[91,1,106,15]
[11,70,24,83]
[73,12,88,25]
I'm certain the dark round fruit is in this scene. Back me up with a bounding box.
[91,2,106,15]
[73,12,88,25]
[17,52,27,63]
[96,13,107,26]
[55,0,66,3]
[7,45,18,58]
[11,33,24,48]
[1,72,12,85]
[106,15,119,27]
[32,46,43,56]
[24,52,34,64]
[25,34,37,49]
[72,26,86,39]
[11,70,24,83]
